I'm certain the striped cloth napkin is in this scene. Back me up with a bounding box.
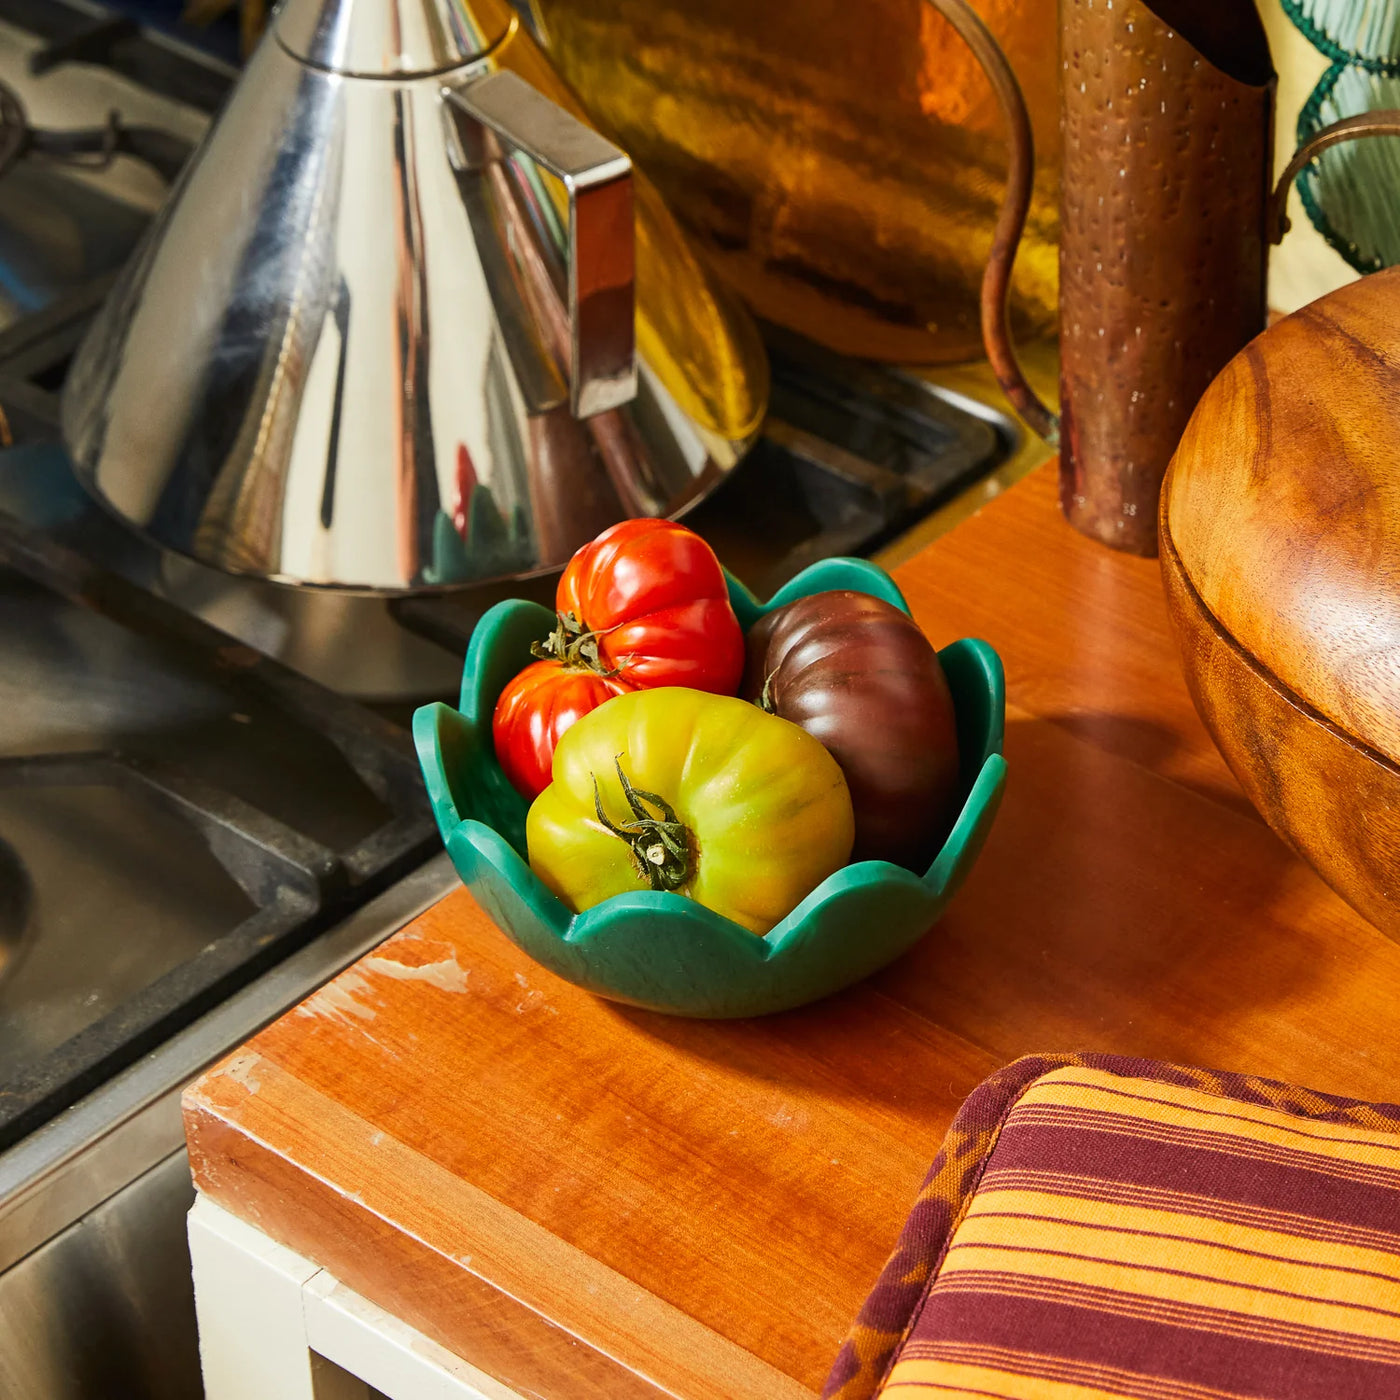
[825,1053,1400,1400]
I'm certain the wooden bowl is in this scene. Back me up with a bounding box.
[1161,269,1400,939]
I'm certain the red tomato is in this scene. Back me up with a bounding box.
[491,519,743,799]
[556,519,744,691]
[493,661,631,802]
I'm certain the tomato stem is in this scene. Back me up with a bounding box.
[757,671,777,713]
[591,757,693,892]
[532,611,619,675]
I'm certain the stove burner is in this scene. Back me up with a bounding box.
[0,76,192,184]
[0,510,440,1148]
[0,835,31,989]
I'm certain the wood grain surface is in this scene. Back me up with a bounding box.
[1162,512,1400,940]
[1166,267,1400,764]
[1164,268,1400,938]
[185,464,1400,1400]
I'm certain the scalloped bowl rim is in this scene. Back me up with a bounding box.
[414,555,1006,968]
[445,745,1006,962]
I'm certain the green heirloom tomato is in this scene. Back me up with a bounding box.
[526,688,855,936]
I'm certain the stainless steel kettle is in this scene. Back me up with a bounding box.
[61,0,768,591]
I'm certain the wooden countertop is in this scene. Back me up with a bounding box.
[184,465,1400,1400]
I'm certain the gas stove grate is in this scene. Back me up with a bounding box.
[0,0,235,113]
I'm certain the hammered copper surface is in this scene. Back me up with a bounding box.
[1058,0,1273,555]
[533,0,1060,363]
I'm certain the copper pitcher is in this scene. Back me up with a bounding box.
[938,0,1400,556]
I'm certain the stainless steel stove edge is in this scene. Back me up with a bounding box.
[0,853,459,1274]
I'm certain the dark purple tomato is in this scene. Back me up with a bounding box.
[742,590,960,871]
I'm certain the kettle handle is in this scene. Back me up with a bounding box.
[921,0,1059,446]
[444,70,637,420]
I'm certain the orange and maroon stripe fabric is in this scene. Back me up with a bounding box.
[824,1054,1400,1400]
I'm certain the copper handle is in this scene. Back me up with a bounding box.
[921,0,1059,446]
[1269,109,1400,246]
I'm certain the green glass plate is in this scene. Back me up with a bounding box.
[1296,63,1400,274]
[412,557,1006,1018]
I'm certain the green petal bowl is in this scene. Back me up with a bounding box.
[412,557,1006,1018]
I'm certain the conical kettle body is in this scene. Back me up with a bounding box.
[62,0,768,590]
